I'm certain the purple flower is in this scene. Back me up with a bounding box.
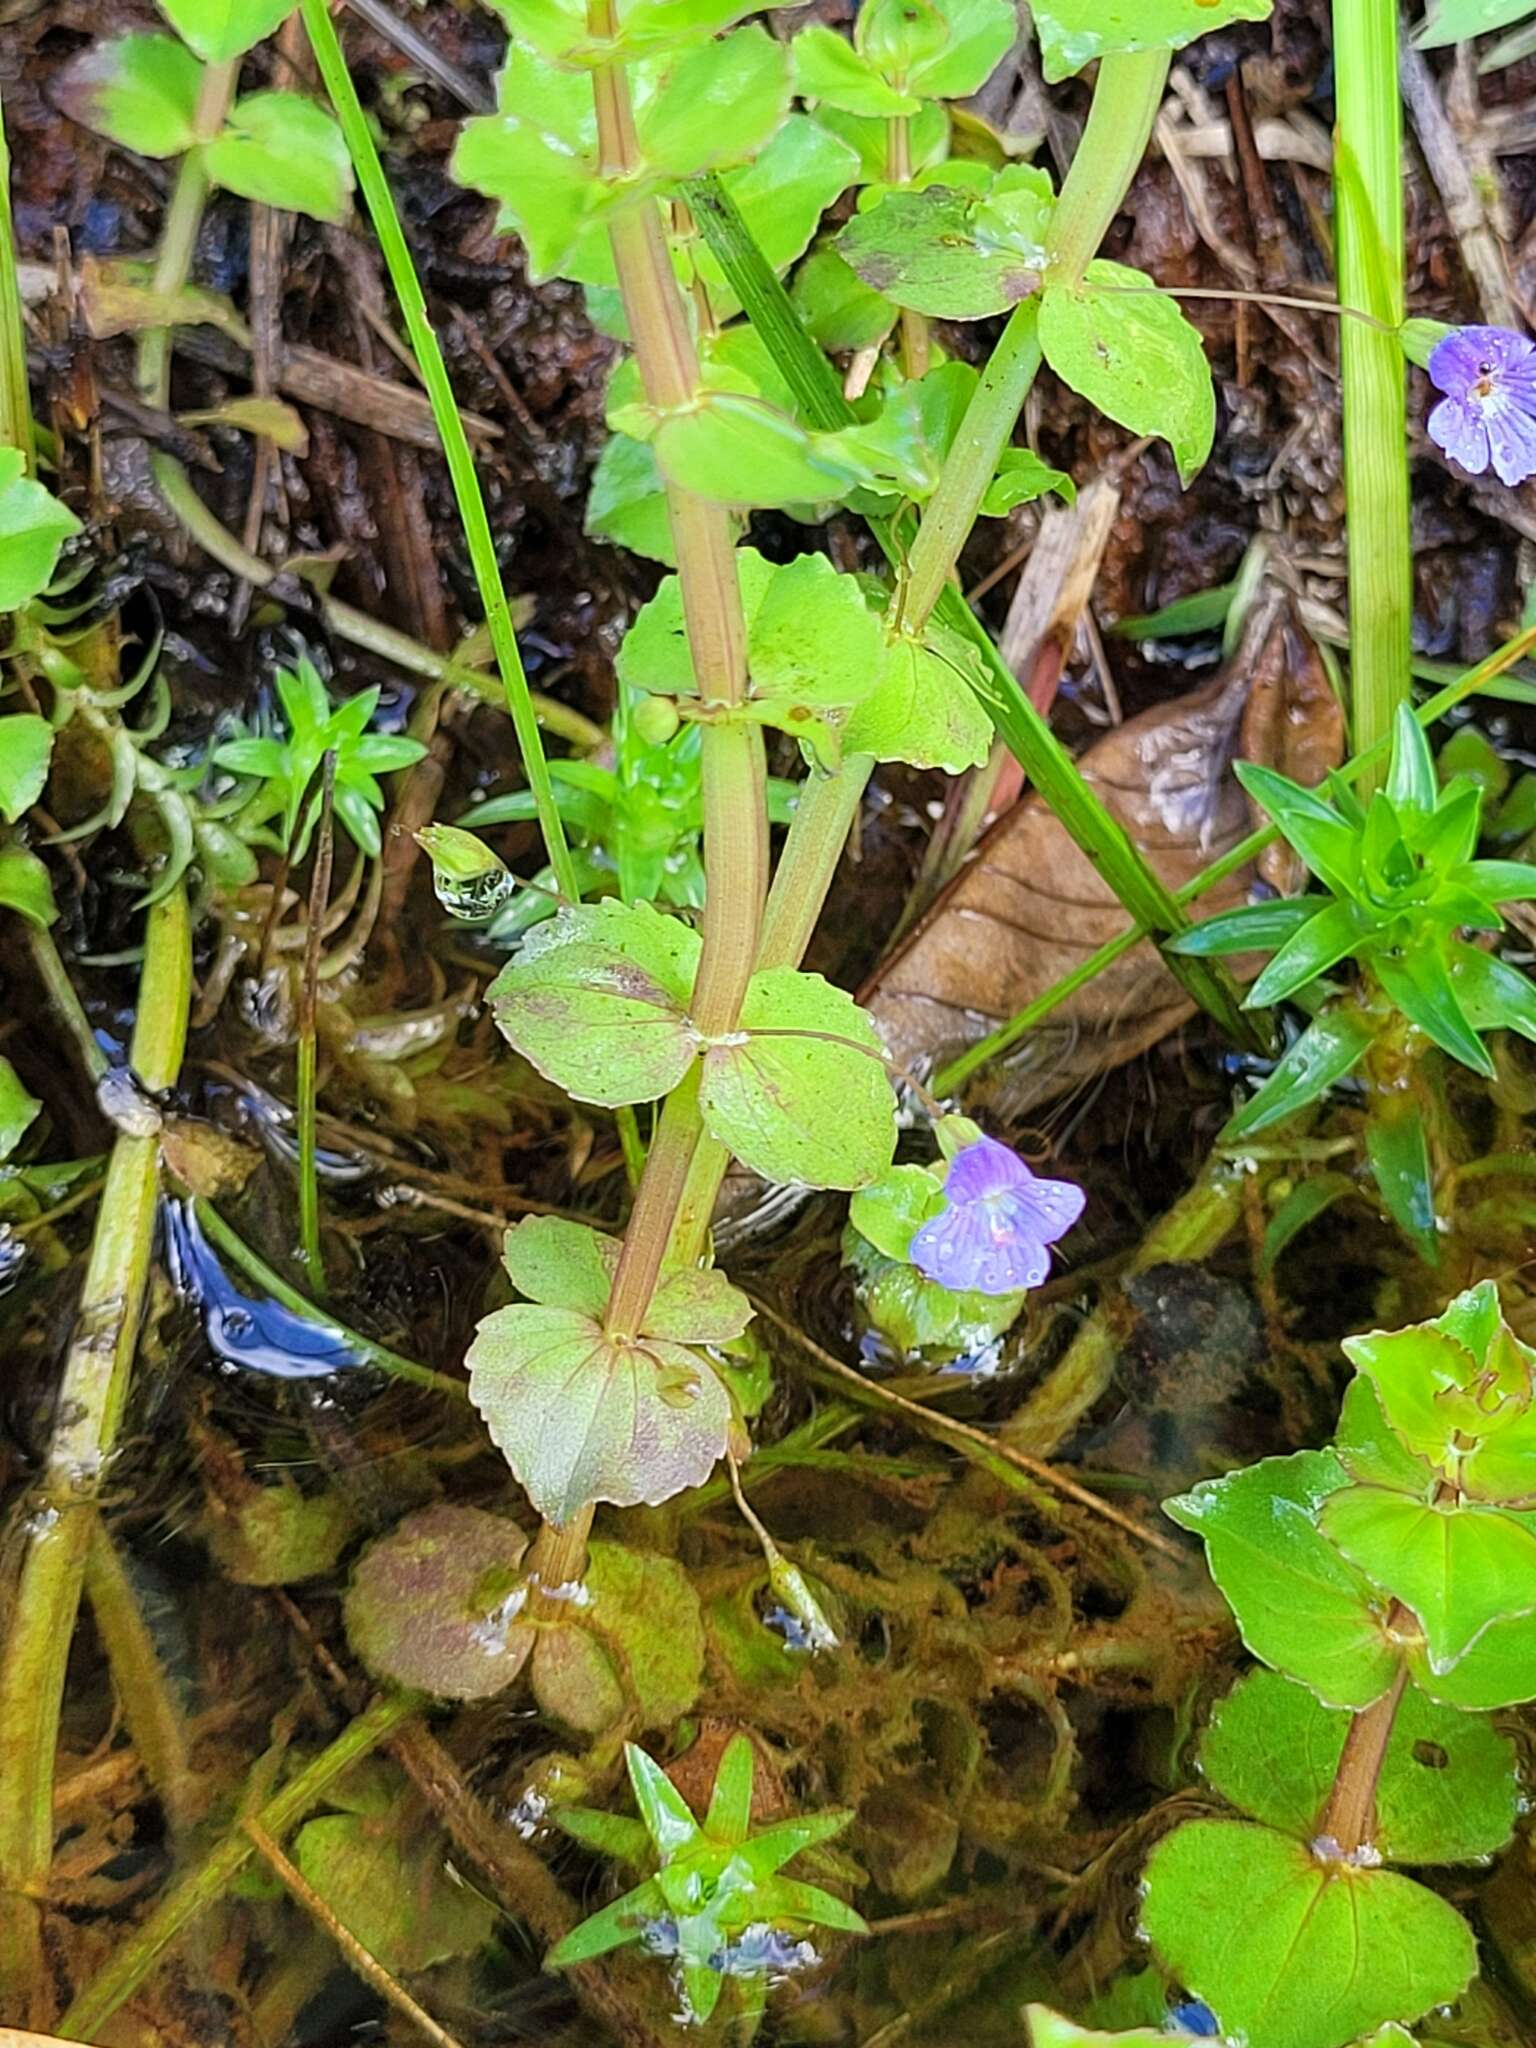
[1427,325,1536,487]
[910,1136,1084,1296]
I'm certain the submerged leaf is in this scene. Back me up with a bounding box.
[530,1542,705,1733]
[344,1504,533,1700]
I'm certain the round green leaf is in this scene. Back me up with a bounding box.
[0,1056,40,1162]
[699,967,896,1190]
[900,0,1016,98]
[848,1162,945,1263]
[637,26,790,177]
[1320,1487,1536,1673]
[207,1482,353,1586]
[1038,260,1215,486]
[530,1541,704,1734]
[0,450,81,612]
[0,715,52,825]
[1408,1604,1536,1710]
[1200,1669,1520,1864]
[653,392,865,508]
[487,900,701,1107]
[838,180,1047,321]
[1164,1450,1400,1709]
[468,1305,732,1523]
[295,1806,496,1974]
[1141,1819,1478,2048]
[503,1215,621,1316]
[204,92,353,223]
[54,33,202,158]
[344,1504,533,1700]
[157,0,300,63]
[1334,1377,1439,1497]
[1032,0,1273,82]
[843,623,993,773]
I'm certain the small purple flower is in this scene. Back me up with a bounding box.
[910,1136,1084,1296]
[1427,325,1536,487]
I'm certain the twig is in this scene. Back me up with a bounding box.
[745,1292,1183,1562]
[242,1820,468,2048]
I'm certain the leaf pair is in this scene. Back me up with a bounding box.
[488,900,898,1188]
[57,37,352,222]
[791,0,1015,118]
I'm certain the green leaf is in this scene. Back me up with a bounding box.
[1140,1819,1477,2048]
[792,244,899,353]
[639,28,790,177]
[156,0,297,62]
[0,715,52,824]
[451,53,610,285]
[344,1504,533,1700]
[548,1876,669,1966]
[815,100,949,184]
[295,1803,497,1974]
[206,1480,354,1587]
[838,172,1052,321]
[0,847,58,929]
[843,622,993,772]
[468,1305,732,1521]
[1365,1099,1440,1264]
[1168,895,1323,957]
[652,392,866,508]
[530,1542,704,1733]
[1320,1487,1536,1672]
[1386,702,1438,813]
[1024,2012,1201,2048]
[54,33,202,158]
[980,447,1074,516]
[828,361,978,498]
[1342,1316,1503,1470]
[698,967,896,1189]
[1334,1376,1440,1496]
[586,434,675,564]
[1244,898,1366,1008]
[849,1162,946,1263]
[1260,1173,1356,1277]
[1039,260,1215,486]
[1448,939,1536,1043]
[0,1057,41,1163]
[1233,762,1361,897]
[1369,942,1493,1077]
[698,117,861,306]
[1407,1604,1536,1709]
[488,900,701,1107]
[1164,1450,1399,1708]
[204,92,353,222]
[846,1227,1024,1356]
[0,448,82,611]
[627,1741,699,1854]
[898,0,1017,98]
[792,24,917,116]
[1199,1668,1519,1863]
[704,1734,756,1842]
[1224,1006,1374,1139]
[502,1215,620,1317]
[1416,0,1536,48]
[1032,0,1273,82]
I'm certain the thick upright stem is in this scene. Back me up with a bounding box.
[1332,0,1410,786]
[886,117,930,379]
[1317,1664,1408,1855]
[137,62,238,408]
[0,889,191,2016]
[1044,50,1168,284]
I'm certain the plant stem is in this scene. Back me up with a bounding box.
[83,1522,195,1830]
[886,117,930,378]
[59,1689,422,2039]
[1044,51,1168,284]
[1317,1663,1408,1855]
[26,923,108,1083]
[137,62,238,408]
[0,83,35,469]
[298,0,578,901]
[1331,0,1411,786]
[605,1065,705,1339]
[0,887,191,2015]
[296,753,336,1293]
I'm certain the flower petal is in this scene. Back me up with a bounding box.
[911,1202,1050,1295]
[1428,327,1490,397]
[941,1135,1032,1204]
[1483,391,1536,487]
[999,1174,1086,1243]
[1428,395,1492,476]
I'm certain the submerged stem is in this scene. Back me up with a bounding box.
[0,83,35,469]
[296,753,336,1293]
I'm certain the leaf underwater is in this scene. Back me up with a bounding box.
[861,595,1345,1115]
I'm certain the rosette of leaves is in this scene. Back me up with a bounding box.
[56,0,352,222]
[547,1735,866,2026]
[1171,705,1536,1137]
[486,899,898,1192]
[466,1215,756,1523]
[214,656,425,859]
[844,1162,1024,1362]
[1140,1283,1536,2048]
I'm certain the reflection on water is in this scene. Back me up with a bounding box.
[162,1198,366,1379]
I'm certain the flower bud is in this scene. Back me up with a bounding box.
[631,694,681,746]
[415,824,516,921]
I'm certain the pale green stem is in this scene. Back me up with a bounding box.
[137,62,238,409]
[0,83,35,469]
[1332,0,1411,786]
[0,888,191,2008]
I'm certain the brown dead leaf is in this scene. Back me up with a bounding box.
[1238,610,1344,893]
[861,596,1342,1117]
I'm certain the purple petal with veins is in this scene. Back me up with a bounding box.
[910,1136,1083,1297]
[1427,324,1536,486]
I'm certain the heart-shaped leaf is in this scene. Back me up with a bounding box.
[469,1305,732,1522]
[1141,1819,1477,2048]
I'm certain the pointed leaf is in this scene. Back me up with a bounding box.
[0,715,52,824]
[1386,702,1437,813]
[769,1876,869,1934]
[626,1743,700,1856]
[843,623,993,772]
[704,1735,756,1842]
[1334,1376,1439,1495]
[157,0,297,62]
[736,1809,851,1876]
[0,847,58,930]
[0,449,81,610]
[1168,896,1323,957]
[1365,1100,1439,1263]
[1369,943,1493,1076]
[1225,1007,1374,1139]
[793,24,915,115]
[546,1877,669,1965]
[1449,940,1536,1042]
[1245,897,1365,1008]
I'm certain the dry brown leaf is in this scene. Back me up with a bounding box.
[861,596,1342,1117]
[1238,608,1344,893]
